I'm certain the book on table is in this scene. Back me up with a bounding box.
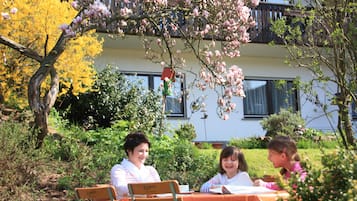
[209,185,275,194]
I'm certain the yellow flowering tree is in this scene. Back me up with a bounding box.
[0,0,102,146]
[0,0,102,107]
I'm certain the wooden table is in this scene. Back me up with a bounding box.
[120,191,289,201]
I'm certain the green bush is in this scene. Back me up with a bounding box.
[174,123,197,141]
[229,137,269,149]
[285,148,357,201]
[56,65,165,134]
[150,136,218,191]
[260,108,305,139]
[229,133,339,149]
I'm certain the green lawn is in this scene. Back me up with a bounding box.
[203,148,333,179]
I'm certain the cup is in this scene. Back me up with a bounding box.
[179,184,189,193]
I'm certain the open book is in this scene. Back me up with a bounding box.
[209,185,275,194]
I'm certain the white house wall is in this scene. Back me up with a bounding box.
[94,34,339,141]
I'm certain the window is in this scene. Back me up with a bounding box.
[125,72,186,117]
[243,79,298,117]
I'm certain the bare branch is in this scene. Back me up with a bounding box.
[0,35,43,62]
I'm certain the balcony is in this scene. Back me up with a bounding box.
[99,1,293,44]
[250,2,293,44]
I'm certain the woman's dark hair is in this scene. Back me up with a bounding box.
[218,146,248,174]
[268,135,300,175]
[124,131,150,156]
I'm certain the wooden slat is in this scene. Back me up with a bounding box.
[75,185,118,201]
[128,180,182,201]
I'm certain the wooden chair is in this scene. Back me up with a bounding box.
[75,184,118,201]
[127,180,183,201]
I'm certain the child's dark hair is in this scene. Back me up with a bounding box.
[218,146,248,174]
[268,135,300,175]
[124,131,150,156]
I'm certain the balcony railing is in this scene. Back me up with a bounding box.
[250,2,293,43]
[99,1,293,44]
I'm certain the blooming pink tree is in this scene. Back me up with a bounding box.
[0,0,259,146]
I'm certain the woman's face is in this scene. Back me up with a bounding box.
[221,156,239,177]
[128,142,149,168]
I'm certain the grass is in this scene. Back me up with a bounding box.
[202,148,334,179]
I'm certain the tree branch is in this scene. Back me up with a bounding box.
[0,35,43,62]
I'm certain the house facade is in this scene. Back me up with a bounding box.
[94,1,356,142]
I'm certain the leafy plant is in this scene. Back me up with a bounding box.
[285,148,357,201]
[150,136,218,191]
[229,137,269,149]
[260,108,305,139]
[56,65,165,134]
[174,123,197,141]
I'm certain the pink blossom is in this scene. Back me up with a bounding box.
[218,98,225,106]
[59,24,69,31]
[230,102,236,110]
[155,0,168,6]
[71,1,79,10]
[193,8,199,16]
[1,12,10,20]
[73,16,82,24]
[225,88,233,98]
[52,0,257,119]
[251,0,260,7]
[10,8,18,14]
[223,114,229,120]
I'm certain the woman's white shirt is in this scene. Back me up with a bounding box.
[110,158,160,199]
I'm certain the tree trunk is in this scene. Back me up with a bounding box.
[340,103,355,147]
[28,63,59,147]
[337,90,356,148]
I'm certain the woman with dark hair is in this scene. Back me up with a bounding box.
[110,131,160,199]
[200,146,253,192]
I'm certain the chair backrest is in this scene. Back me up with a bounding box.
[75,184,117,201]
[127,180,181,201]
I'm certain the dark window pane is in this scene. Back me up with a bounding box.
[243,79,298,117]
[271,81,296,113]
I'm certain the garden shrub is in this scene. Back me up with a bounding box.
[229,131,339,149]
[260,108,305,139]
[285,148,357,201]
[150,136,218,191]
[229,137,269,149]
[56,65,165,134]
[174,123,197,141]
